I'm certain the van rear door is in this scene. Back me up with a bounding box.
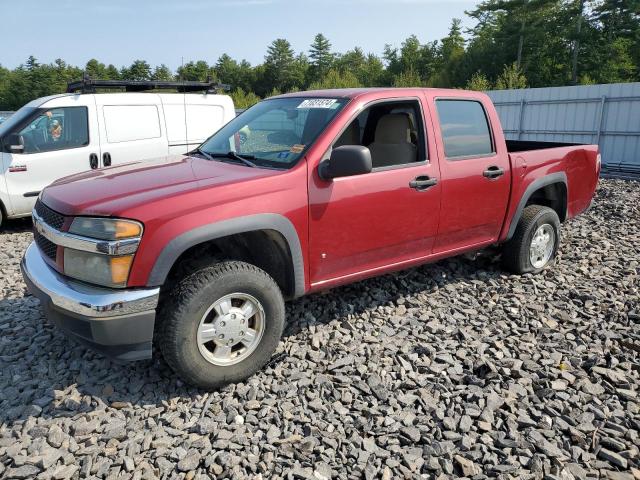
[94,94,169,167]
[160,94,235,155]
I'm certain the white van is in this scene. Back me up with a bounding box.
[0,86,235,224]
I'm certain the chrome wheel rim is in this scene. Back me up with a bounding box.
[529,224,555,269]
[197,293,265,366]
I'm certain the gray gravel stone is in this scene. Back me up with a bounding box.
[0,180,638,479]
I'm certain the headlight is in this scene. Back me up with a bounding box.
[63,217,142,288]
[69,217,142,240]
[64,249,135,288]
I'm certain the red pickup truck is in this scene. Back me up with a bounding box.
[21,88,600,388]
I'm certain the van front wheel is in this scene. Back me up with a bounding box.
[157,261,285,389]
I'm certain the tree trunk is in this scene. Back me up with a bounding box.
[517,0,527,68]
[571,0,585,84]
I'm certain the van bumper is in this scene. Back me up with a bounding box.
[20,242,159,362]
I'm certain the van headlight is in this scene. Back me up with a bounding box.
[63,217,143,288]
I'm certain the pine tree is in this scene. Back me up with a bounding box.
[308,33,334,84]
[264,38,298,93]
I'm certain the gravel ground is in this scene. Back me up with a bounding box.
[0,178,638,480]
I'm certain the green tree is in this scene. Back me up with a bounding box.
[85,59,108,79]
[308,69,361,90]
[230,88,261,109]
[263,39,299,94]
[495,62,528,89]
[177,60,213,82]
[308,33,334,84]
[466,71,493,90]
[432,19,466,87]
[152,64,174,81]
[121,60,152,81]
[392,69,422,87]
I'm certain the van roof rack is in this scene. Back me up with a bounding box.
[67,74,230,94]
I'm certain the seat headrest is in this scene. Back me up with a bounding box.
[374,114,412,144]
[335,119,360,147]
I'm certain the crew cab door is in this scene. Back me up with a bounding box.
[94,94,169,167]
[430,96,511,252]
[308,98,441,287]
[1,96,100,216]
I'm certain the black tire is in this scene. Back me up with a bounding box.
[156,260,285,389]
[501,205,560,274]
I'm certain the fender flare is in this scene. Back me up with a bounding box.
[505,172,568,241]
[147,213,305,298]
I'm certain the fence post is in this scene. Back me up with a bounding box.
[517,99,526,140]
[595,95,606,146]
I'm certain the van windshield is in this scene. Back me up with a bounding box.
[199,97,349,169]
[0,107,36,139]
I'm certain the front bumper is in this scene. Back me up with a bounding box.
[20,242,160,361]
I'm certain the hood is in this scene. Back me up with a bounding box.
[41,155,281,217]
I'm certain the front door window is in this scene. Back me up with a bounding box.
[17,107,89,154]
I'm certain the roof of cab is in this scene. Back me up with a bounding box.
[270,87,487,101]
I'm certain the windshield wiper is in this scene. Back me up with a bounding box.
[189,147,214,161]
[209,151,258,168]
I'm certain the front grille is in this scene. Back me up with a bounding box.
[34,230,58,260]
[34,200,65,230]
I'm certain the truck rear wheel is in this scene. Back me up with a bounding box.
[156,260,285,389]
[501,205,560,274]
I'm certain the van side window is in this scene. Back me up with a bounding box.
[435,100,494,159]
[17,107,89,154]
[103,105,161,143]
[333,100,426,169]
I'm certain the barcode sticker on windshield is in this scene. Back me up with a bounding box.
[297,99,338,109]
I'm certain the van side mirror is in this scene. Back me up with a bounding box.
[5,133,25,153]
[319,145,372,180]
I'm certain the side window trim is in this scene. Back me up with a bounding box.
[434,97,496,161]
[328,97,430,171]
[14,106,90,155]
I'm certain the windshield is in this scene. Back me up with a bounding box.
[199,97,349,169]
[0,107,36,139]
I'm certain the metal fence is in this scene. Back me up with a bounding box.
[486,82,640,177]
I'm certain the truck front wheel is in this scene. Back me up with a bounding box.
[156,261,285,389]
[501,205,560,274]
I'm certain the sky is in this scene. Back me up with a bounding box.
[1,0,478,70]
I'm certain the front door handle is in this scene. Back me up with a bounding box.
[103,152,112,167]
[89,153,98,169]
[409,175,438,191]
[483,166,505,179]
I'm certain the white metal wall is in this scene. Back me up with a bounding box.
[486,82,640,175]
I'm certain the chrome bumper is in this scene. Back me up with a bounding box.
[21,242,160,361]
[21,242,159,317]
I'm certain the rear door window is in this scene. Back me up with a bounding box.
[436,100,494,159]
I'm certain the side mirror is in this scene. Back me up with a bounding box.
[5,133,25,153]
[319,145,372,180]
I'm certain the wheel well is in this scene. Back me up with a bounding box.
[164,230,297,299]
[525,182,567,222]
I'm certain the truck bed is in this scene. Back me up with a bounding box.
[506,140,583,153]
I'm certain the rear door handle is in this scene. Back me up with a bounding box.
[103,152,111,167]
[483,166,505,179]
[409,175,438,191]
[89,153,98,169]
